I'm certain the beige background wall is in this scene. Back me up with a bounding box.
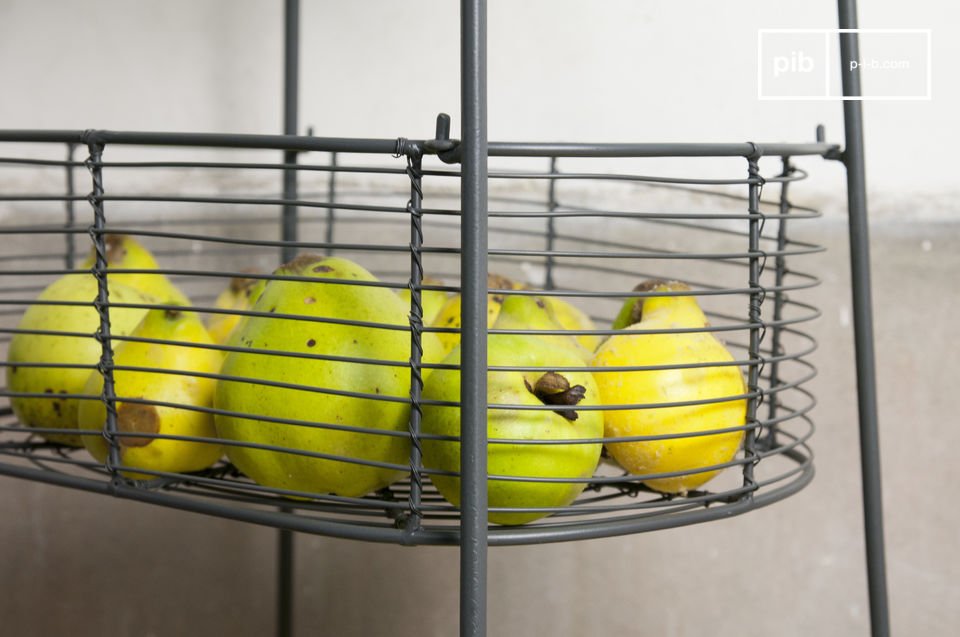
[1,1,958,636]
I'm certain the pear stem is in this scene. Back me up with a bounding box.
[525,371,586,421]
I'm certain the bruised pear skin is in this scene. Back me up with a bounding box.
[5,274,154,446]
[79,306,223,479]
[214,255,444,498]
[592,280,746,494]
[422,333,603,526]
[81,234,191,306]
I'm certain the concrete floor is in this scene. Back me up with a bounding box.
[0,217,957,636]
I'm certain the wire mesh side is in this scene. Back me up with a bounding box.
[0,131,821,545]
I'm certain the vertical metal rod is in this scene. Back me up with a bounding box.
[277,2,299,637]
[544,157,558,290]
[325,152,338,256]
[86,143,121,474]
[742,154,763,495]
[837,2,890,635]
[64,143,77,269]
[765,157,794,434]
[277,527,294,637]
[404,150,426,539]
[459,0,488,635]
[280,0,300,264]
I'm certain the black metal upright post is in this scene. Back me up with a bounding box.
[743,153,764,496]
[278,1,300,636]
[86,142,121,476]
[836,2,890,636]
[325,152,337,256]
[64,143,77,269]
[766,157,794,436]
[402,149,427,542]
[459,0,488,636]
[281,0,300,264]
[544,157,558,291]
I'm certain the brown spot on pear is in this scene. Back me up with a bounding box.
[104,234,128,264]
[117,402,161,447]
[280,253,325,274]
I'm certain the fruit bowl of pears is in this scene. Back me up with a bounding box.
[1,232,811,543]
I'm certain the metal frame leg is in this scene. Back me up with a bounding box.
[836,2,891,635]
[278,1,300,636]
[281,0,300,263]
[459,1,489,636]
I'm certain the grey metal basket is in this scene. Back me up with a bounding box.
[0,1,889,636]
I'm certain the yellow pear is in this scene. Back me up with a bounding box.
[78,306,223,479]
[5,274,154,446]
[207,272,262,345]
[430,273,522,356]
[397,276,448,326]
[80,234,191,305]
[543,295,601,352]
[592,280,746,494]
[214,255,445,498]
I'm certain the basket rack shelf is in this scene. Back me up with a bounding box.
[0,1,888,636]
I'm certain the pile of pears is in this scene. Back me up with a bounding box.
[6,234,748,526]
[6,235,223,475]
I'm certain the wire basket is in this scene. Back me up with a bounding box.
[0,124,830,545]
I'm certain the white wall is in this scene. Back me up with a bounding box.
[1,0,957,218]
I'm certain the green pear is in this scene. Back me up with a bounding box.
[80,234,191,306]
[5,274,154,446]
[397,276,448,326]
[421,329,603,526]
[214,255,445,498]
[78,306,224,480]
[494,294,592,362]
